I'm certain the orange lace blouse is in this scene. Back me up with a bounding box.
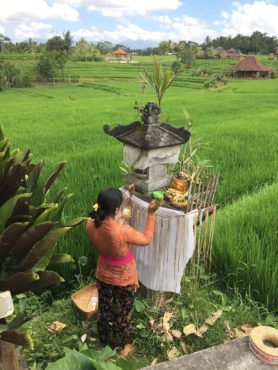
[86,214,155,287]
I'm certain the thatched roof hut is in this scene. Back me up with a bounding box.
[113,47,128,56]
[111,47,130,62]
[228,56,273,78]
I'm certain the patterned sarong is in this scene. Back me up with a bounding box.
[96,279,136,349]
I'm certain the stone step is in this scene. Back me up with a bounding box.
[143,337,275,370]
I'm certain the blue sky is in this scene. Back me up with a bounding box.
[1,1,278,44]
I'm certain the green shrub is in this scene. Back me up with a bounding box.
[0,128,85,295]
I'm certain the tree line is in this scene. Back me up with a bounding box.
[137,31,278,56]
[0,30,277,90]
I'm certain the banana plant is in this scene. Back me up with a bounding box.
[140,57,177,107]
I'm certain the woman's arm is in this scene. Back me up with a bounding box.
[124,213,155,246]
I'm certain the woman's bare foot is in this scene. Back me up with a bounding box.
[118,343,135,357]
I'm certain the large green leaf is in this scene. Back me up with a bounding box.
[0,162,27,205]
[0,128,4,141]
[33,203,58,225]
[48,187,67,203]
[0,193,31,232]
[13,148,31,167]
[1,330,34,349]
[116,357,145,370]
[49,193,73,223]
[0,222,27,264]
[18,226,71,272]
[0,271,39,292]
[7,314,32,331]
[11,221,56,260]
[49,254,74,265]
[18,270,64,292]
[82,346,117,363]
[25,161,43,193]
[65,217,88,227]
[44,161,66,196]
[46,348,93,370]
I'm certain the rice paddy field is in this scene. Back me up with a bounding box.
[1,55,278,311]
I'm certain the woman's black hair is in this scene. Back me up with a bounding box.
[89,188,123,228]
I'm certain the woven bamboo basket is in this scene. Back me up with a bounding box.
[71,283,98,320]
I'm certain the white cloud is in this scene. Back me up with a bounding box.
[0,0,79,23]
[72,15,216,43]
[15,22,53,39]
[72,23,175,42]
[219,1,278,36]
[57,0,182,17]
[0,25,5,35]
[156,15,217,42]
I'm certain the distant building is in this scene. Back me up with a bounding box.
[227,56,273,78]
[227,48,244,59]
[112,47,130,61]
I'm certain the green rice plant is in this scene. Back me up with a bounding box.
[212,183,278,312]
[0,59,278,310]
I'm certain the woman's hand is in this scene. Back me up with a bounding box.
[148,199,161,214]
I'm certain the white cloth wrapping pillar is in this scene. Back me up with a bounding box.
[122,190,198,293]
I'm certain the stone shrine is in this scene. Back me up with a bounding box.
[103,102,191,195]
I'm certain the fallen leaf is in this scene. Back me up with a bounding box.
[205,310,222,326]
[172,330,182,339]
[156,295,166,307]
[81,334,87,343]
[48,321,67,333]
[183,324,196,336]
[151,358,158,365]
[163,322,171,332]
[233,327,244,339]
[165,298,174,304]
[161,332,173,343]
[163,312,174,323]
[195,324,209,337]
[240,323,256,334]
[163,312,174,332]
[224,320,233,341]
[149,319,155,328]
[167,346,180,360]
[224,320,231,333]
[180,339,189,354]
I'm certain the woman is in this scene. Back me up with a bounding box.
[86,188,158,356]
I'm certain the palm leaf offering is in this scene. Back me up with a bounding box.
[141,57,177,106]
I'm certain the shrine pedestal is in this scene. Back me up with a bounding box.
[122,190,198,294]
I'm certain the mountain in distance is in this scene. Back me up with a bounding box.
[29,38,158,50]
[120,40,158,50]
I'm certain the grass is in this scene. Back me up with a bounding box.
[19,279,278,368]
[213,183,278,311]
[0,57,277,310]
